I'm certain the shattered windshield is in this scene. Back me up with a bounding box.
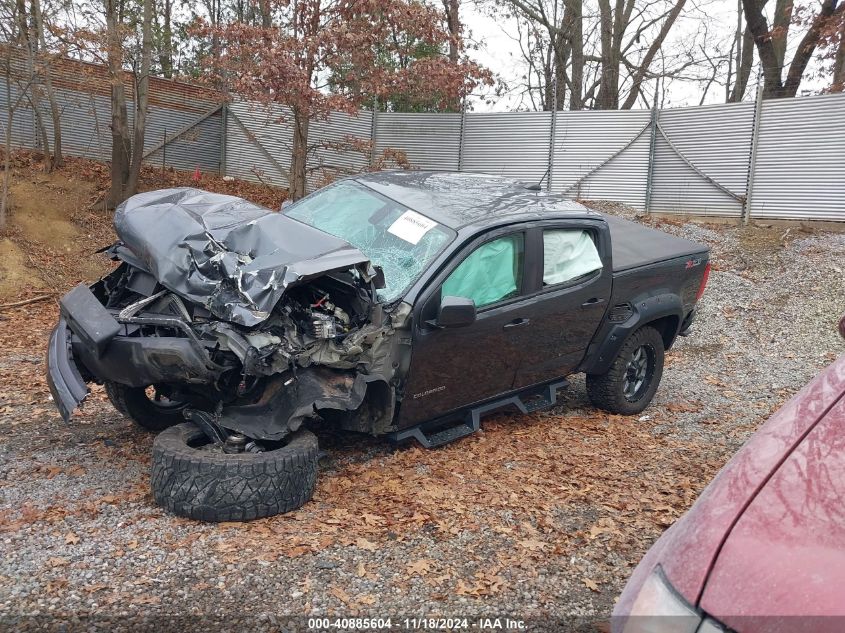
[285,181,455,301]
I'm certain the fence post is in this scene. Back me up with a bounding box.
[644,93,659,214]
[458,100,466,172]
[370,100,378,168]
[220,103,227,177]
[743,84,764,225]
[547,107,557,192]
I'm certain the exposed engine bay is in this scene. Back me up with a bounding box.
[87,258,407,446]
[56,188,414,451]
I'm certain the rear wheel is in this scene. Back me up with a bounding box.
[104,381,188,432]
[586,325,665,415]
[151,423,319,521]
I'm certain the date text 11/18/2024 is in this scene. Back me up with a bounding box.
[306,617,528,630]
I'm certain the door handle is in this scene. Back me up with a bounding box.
[503,317,530,329]
[581,297,606,307]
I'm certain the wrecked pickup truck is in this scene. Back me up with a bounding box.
[47,171,710,521]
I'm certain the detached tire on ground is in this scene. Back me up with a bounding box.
[151,423,319,522]
[105,381,188,432]
[586,325,665,416]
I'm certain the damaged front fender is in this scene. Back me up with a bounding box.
[215,367,369,441]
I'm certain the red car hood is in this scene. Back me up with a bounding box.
[700,392,845,631]
[615,354,845,619]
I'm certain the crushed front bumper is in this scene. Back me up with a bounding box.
[47,284,223,422]
[46,319,90,422]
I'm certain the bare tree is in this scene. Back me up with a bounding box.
[743,0,843,98]
[444,0,461,63]
[126,0,152,196]
[502,0,701,110]
[834,13,845,87]
[730,22,755,101]
[105,0,132,208]
[154,0,174,78]
[32,0,63,167]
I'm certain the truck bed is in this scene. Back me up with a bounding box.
[602,214,709,272]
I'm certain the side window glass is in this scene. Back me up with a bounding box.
[542,229,602,286]
[441,234,524,309]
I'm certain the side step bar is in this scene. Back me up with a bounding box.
[391,380,569,449]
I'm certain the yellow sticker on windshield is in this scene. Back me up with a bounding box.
[387,210,438,245]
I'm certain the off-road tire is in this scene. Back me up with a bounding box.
[104,381,186,432]
[586,325,665,415]
[151,423,319,521]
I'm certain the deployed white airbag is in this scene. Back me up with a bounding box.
[543,230,602,285]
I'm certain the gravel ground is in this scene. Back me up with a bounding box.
[1,207,844,632]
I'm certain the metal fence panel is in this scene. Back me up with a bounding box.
[650,101,754,217]
[0,79,36,149]
[551,110,650,209]
[306,109,373,190]
[461,111,551,184]
[145,106,222,174]
[5,61,845,223]
[50,88,119,161]
[374,112,461,170]
[225,101,293,187]
[748,92,845,221]
[2,73,223,173]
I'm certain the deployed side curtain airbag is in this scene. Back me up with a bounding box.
[441,236,519,308]
[543,230,602,285]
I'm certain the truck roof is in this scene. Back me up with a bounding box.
[353,171,593,229]
[353,171,709,272]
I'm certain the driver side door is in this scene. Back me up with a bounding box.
[397,229,531,428]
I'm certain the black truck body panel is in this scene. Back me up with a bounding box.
[47,172,710,447]
[602,214,708,272]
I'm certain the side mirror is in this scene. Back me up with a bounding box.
[437,296,476,328]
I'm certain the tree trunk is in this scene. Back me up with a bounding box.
[564,0,583,109]
[742,0,786,96]
[32,0,62,167]
[771,0,793,71]
[158,0,174,78]
[126,0,152,198]
[290,109,310,200]
[550,29,567,110]
[106,0,131,208]
[781,0,841,97]
[257,0,272,27]
[742,0,838,98]
[443,0,460,64]
[20,1,51,171]
[834,13,845,89]
[730,25,754,101]
[15,0,28,46]
[2,46,14,229]
[442,0,461,110]
[596,0,617,109]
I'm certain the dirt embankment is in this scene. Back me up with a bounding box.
[0,151,287,301]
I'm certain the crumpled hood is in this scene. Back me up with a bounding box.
[114,188,372,326]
